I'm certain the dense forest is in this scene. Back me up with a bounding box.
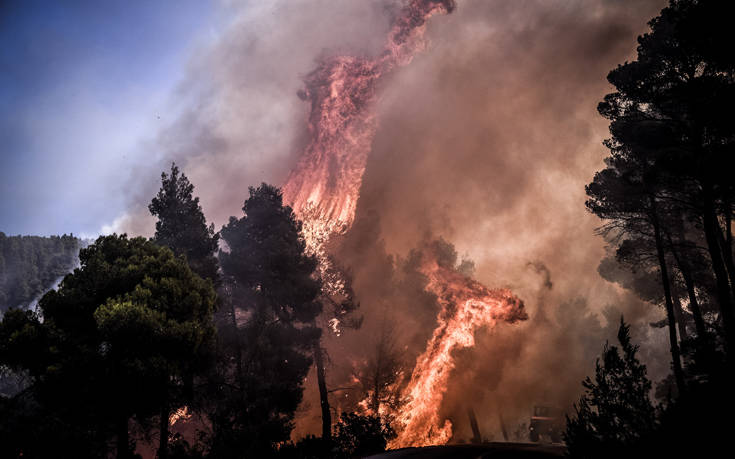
[1,0,735,458]
[565,0,735,457]
[0,233,82,312]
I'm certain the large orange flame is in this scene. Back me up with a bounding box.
[282,0,456,234]
[281,0,527,447]
[388,245,526,447]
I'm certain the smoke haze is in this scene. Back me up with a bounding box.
[115,0,672,441]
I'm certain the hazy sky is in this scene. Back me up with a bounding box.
[0,0,220,236]
[2,0,675,440]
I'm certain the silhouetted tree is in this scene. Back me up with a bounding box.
[587,142,688,394]
[565,318,656,458]
[590,0,735,359]
[0,235,217,458]
[332,412,395,458]
[312,255,362,442]
[355,319,404,415]
[148,163,221,457]
[149,163,220,285]
[212,184,321,456]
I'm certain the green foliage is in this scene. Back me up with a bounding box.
[565,318,656,458]
[0,232,81,311]
[219,184,321,322]
[0,234,217,457]
[210,184,322,456]
[149,163,220,284]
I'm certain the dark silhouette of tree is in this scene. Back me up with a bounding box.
[332,412,396,459]
[587,133,688,394]
[355,318,404,416]
[589,0,735,361]
[149,163,220,285]
[212,184,322,457]
[311,256,362,442]
[565,318,656,458]
[0,235,217,458]
[148,163,221,457]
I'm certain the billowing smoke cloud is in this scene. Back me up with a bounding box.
[116,0,674,442]
[112,0,399,236]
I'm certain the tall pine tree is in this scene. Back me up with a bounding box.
[565,318,656,458]
[149,163,219,285]
[212,184,322,456]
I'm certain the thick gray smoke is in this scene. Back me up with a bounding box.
[115,0,673,442]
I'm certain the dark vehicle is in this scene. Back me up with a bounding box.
[529,406,563,443]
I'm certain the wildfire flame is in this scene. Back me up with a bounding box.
[281,0,528,447]
[282,0,457,237]
[388,245,526,448]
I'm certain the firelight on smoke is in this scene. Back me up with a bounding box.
[281,0,527,447]
[387,245,526,448]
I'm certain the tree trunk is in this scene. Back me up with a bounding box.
[677,259,708,340]
[229,299,245,389]
[672,294,689,341]
[467,408,482,443]
[716,217,735,303]
[372,378,381,415]
[651,199,687,395]
[701,184,735,356]
[664,229,709,343]
[159,400,169,459]
[497,412,509,442]
[117,415,129,459]
[664,228,709,342]
[314,340,331,441]
[725,194,733,254]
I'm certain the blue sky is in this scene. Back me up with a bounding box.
[0,0,219,236]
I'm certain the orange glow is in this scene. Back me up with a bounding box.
[388,246,526,447]
[282,0,456,236]
[281,0,527,447]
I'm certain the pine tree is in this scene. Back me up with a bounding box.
[565,318,656,458]
[0,235,217,458]
[149,163,219,284]
[212,184,322,456]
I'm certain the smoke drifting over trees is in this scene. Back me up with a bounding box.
[107,0,672,441]
[5,1,735,456]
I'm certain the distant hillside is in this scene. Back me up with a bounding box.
[0,233,82,312]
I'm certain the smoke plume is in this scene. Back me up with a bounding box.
[116,0,673,443]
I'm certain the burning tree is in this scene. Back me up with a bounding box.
[356,319,405,417]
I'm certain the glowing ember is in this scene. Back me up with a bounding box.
[281,0,528,447]
[169,406,191,426]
